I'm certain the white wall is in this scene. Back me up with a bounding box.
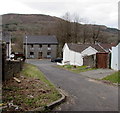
[111,43,120,71]
[6,42,11,59]
[6,38,12,59]
[63,43,83,66]
[81,46,98,57]
[9,40,12,57]
[63,44,99,66]
[63,43,70,62]
[69,50,83,66]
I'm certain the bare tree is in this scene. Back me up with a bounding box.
[62,12,71,22]
[91,25,101,44]
[83,25,88,43]
[61,12,72,43]
[82,19,90,44]
[73,13,80,43]
[55,12,72,57]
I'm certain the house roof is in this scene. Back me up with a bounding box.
[67,43,90,53]
[23,35,58,44]
[98,43,116,52]
[67,43,106,53]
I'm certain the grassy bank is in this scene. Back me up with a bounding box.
[102,71,120,83]
[22,63,55,88]
[57,65,96,73]
[3,63,61,111]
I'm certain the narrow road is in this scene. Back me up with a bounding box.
[27,59,118,111]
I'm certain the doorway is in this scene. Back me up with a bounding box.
[96,52,108,68]
[38,52,43,59]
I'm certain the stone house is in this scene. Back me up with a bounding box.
[23,35,58,59]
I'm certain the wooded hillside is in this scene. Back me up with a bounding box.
[2,13,118,56]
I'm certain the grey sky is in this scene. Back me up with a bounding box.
[0,0,119,28]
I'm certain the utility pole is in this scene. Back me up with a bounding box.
[9,34,12,59]
[25,35,28,63]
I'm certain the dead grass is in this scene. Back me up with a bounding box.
[2,63,61,111]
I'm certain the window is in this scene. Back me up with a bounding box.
[30,52,34,55]
[30,52,34,58]
[31,44,33,48]
[48,44,51,47]
[47,52,51,58]
[48,44,51,50]
[39,44,42,48]
[47,52,51,55]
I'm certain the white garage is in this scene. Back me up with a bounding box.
[62,43,106,66]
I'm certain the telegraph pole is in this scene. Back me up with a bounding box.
[25,35,28,63]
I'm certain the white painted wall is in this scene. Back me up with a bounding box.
[63,43,70,62]
[81,46,98,57]
[6,42,11,58]
[6,40,12,59]
[63,43,97,66]
[69,50,83,66]
[9,40,12,57]
[63,43,83,66]
[111,43,120,71]
[63,43,100,66]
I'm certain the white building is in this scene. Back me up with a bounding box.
[62,43,106,66]
[111,43,120,71]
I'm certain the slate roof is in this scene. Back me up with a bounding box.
[98,43,116,52]
[67,43,106,53]
[23,35,58,44]
[67,43,90,53]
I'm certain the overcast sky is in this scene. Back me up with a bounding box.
[0,0,119,28]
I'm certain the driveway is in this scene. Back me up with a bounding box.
[80,69,116,79]
[27,59,118,111]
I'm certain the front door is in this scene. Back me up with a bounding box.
[38,52,42,59]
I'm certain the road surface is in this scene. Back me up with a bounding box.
[27,59,118,111]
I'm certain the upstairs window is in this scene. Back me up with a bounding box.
[39,44,42,48]
[31,44,33,48]
[48,44,51,47]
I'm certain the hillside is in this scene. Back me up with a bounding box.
[2,13,118,53]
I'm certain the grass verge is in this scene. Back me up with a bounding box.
[102,71,120,83]
[3,63,61,111]
[57,65,96,73]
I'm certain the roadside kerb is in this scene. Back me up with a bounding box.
[32,88,67,111]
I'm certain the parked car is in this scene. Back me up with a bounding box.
[51,58,63,63]
[14,52,25,61]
